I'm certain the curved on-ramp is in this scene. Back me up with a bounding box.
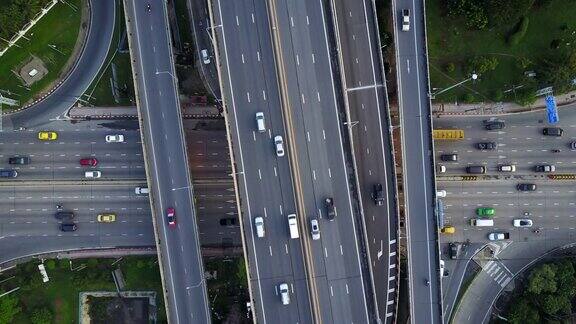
[2,0,116,130]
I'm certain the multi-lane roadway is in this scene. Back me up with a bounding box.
[393,0,442,322]
[331,0,399,320]
[125,1,210,322]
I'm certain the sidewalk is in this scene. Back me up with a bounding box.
[433,90,576,116]
[68,104,221,119]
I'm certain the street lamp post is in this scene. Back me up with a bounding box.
[430,73,478,99]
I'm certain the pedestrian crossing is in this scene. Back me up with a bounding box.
[483,260,513,287]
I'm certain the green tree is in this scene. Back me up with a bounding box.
[468,56,499,74]
[0,294,22,324]
[30,307,53,324]
[539,51,576,94]
[508,297,540,324]
[528,263,557,294]
[487,0,535,26]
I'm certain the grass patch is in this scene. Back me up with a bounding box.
[205,257,249,323]
[426,0,576,103]
[83,1,135,107]
[174,0,194,46]
[0,0,83,109]
[0,256,166,324]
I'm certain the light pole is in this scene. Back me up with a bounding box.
[430,73,478,99]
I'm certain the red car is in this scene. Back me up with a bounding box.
[166,207,176,227]
[79,158,98,166]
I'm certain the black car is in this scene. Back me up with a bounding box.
[484,121,505,130]
[372,184,384,206]
[325,197,336,220]
[449,243,460,259]
[440,154,458,162]
[517,183,537,191]
[8,156,30,165]
[542,127,563,137]
[60,223,77,232]
[0,170,17,178]
[534,164,555,173]
[55,211,74,220]
[466,165,486,174]
[476,142,497,150]
[219,218,237,226]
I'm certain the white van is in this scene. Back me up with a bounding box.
[255,112,266,132]
[287,214,299,239]
[470,218,494,227]
[254,216,265,238]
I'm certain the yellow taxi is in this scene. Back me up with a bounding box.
[97,213,116,223]
[441,226,455,234]
[38,131,58,141]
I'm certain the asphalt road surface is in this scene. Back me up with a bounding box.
[2,0,115,130]
[331,0,398,321]
[213,0,312,322]
[435,107,576,322]
[126,1,210,322]
[393,0,441,322]
[0,128,145,181]
[271,0,373,321]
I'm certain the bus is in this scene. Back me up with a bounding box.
[433,129,464,140]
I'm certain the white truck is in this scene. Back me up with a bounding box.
[288,214,299,239]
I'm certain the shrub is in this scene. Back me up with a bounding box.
[445,63,456,73]
[507,17,530,46]
[45,260,56,270]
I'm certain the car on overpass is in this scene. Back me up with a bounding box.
[166,207,176,227]
[401,9,410,31]
[325,197,336,220]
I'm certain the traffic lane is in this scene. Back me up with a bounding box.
[0,234,154,266]
[130,1,210,322]
[218,0,308,284]
[333,0,379,87]
[3,0,116,129]
[0,220,153,237]
[278,0,370,320]
[0,166,145,181]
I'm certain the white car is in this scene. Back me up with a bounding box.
[201,49,210,64]
[310,218,320,240]
[279,283,290,305]
[135,187,149,195]
[402,9,410,31]
[254,216,265,238]
[274,135,285,157]
[436,190,446,198]
[437,164,446,173]
[105,134,125,143]
[513,219,533,228]
[498,165,516,172]
[85,170,102,178]
[488,232,509,241]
